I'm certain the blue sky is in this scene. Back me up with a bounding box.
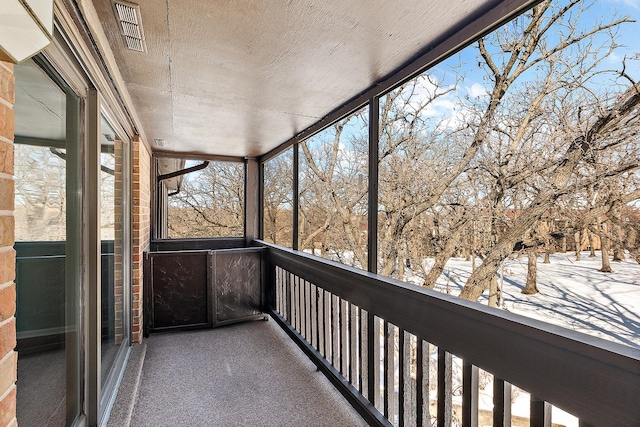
[398,0,640,129]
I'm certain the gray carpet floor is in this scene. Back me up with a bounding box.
[17,348,66,427]
[130,319,367,427]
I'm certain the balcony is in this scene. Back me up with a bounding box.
[115,321,367,426]
[126,240,640,427]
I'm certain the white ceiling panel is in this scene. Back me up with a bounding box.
[92,0,534,158]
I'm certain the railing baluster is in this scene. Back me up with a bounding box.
[493,378,511,427]
[407,333,417,427]
[367,312,372,406]
[332,295,340,369]
[360,308,367,396]
[307,281,312,342]
[303,279,308,340]
[304,280,311,343]
[416,340,425,427]
[292,275,298,331]
[298,277,302,334]
[280,268,284,315]
[416,337,422,427]
[391,325,397,425]
[318,286,324,356]
[291,274,297,330]
[274,267,279,313]
[310,282,316,349]
[285,271,291,325]
[462,361,479,427]
[350,303,358,387]
[373,316,382,411]
[300,279,309,342]
[384,320,390,420]
[398,329,406,427]
[530,396,552,427]
[437,348,452,427]
[324,290,331,361]
[314,284,320,351]
[341,299,349,377]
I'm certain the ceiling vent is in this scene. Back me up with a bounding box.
[113,1,147,53]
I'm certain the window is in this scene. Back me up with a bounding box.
[263,148,293,247]
[299,107,369,268]
[163,159,245,238]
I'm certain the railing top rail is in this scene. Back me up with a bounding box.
[145,246,265,257]
[259,241,640,426]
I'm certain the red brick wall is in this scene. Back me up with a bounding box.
[132,137,151,343]
[0,61,17,426]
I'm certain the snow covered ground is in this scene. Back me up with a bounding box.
[405,251,640,426]
[416,251,640,350]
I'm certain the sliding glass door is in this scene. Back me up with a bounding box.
[14,58,82,426]
[15,56,133,426]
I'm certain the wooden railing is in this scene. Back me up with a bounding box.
[261,242,640,427]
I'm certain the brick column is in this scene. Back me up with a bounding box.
[0,61,17,427]
[132,137,151,343]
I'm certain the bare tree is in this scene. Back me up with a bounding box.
[264,151,294,245]
[168,161,245,238]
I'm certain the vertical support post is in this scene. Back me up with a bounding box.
[367,97,379,274]
[245,158,260,243]
[258,160,264,241]
[292,143,299,250]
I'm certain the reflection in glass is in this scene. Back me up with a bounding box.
[100,116,127,388]
[14,59,80,426]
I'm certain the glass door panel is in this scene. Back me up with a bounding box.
[14,58,81,426]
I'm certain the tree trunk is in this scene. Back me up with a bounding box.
[423,235,459,289]
[459,81,640,302]
[398,246,406,280]
[561,236,567,253]
[522,245,539,294]
[599,232,613,273]
[589,231,596,257]
[575,230,582,261]
[543,250,550,264]
[488,276,500,307]
[613,245,625,262]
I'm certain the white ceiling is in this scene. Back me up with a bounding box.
[93,0,532,158]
